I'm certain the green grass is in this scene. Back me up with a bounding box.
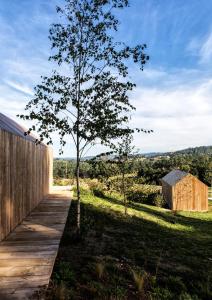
[53,178,74,186]
[47,190,212,300]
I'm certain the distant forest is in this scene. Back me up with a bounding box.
[54,145,212,186]
[167,145,212,155]
[143,145,212,158]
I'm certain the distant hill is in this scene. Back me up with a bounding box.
[55,156,95,161]
[172,145,212,155]
[55,145,212,160]
[142,152,164,158]
[142,146,212,158]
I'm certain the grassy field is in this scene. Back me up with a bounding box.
[47,190,212,300]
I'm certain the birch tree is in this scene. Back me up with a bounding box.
[19,0,149,232]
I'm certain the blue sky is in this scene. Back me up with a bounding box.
[0,0,212,157]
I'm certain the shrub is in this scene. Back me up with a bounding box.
[53,178,74,186]
[80,179,106,192]
[72,179,107,198]
[81,179,107,198]
[127,184,161,205]
[152,194,166,208]
[92,188,105,198]
[72,185,89,196]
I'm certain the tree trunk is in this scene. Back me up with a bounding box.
[122,171,127,215]
[76,133,81,234]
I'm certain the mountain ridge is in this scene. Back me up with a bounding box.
[55,145,212,160]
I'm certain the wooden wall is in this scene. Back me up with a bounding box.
[162,174,208,211]
[172,175,208,211]
[161,181,172,209]
[0,128,53,241]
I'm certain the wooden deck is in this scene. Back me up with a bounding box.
[0,187,72,299]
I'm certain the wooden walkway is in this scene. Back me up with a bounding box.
[0,187,72,300]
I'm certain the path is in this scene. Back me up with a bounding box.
[0,187,72,299]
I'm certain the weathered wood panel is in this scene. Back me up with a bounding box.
[161,181,172,208]
[162,173,208,211]
[0,189,71,300]
[0,128,53,241]
[193,177,208,211]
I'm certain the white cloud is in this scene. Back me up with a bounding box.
[186,36,200,54]
[0,0,211,157]
[1,66,212,157]
[0,84,27,115]
[141,68,167,80]
[129,74,212,152]
[187,31,212,65]
[4,80,34,96]
[199,32,212,64]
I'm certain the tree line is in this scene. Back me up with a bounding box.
[54,153,212,186]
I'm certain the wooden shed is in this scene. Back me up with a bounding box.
[0,113,53,241]
[161,170,208,211]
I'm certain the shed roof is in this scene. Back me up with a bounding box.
[161,170,188,186]
[0,113,37,143]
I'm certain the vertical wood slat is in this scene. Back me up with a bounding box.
[0,128,53,241]
[162,174,208,211]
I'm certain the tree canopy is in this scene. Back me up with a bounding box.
[19,0,149,155]
[19,0,150,231]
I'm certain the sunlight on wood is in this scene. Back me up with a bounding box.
[0,187,71,300]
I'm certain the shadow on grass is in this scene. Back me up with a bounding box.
[50,195,212,300]
[96,193,212,237]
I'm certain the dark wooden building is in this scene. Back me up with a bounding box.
[0,113,53,240]
[161,170,208,211]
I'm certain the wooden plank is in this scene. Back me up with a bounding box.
[0,239,60,246]
[0,265,53,277]
[0,189,71,298]
[30,211,68,216]
[23,217,67,225]
[0,275,50,288]
[7,234,61,242]
[21,221,65,231]
[14,223,64,233]
[13,225,63,233]
[41,199,71,204]
[0,258,53,267]
[33,206,70,212]
[0,287,43,300]
[0,244,58,252]
[0,251,56,259]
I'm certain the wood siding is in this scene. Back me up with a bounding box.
[0,128,53,241]
[161,181,172,209]
[162,174,208,211]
